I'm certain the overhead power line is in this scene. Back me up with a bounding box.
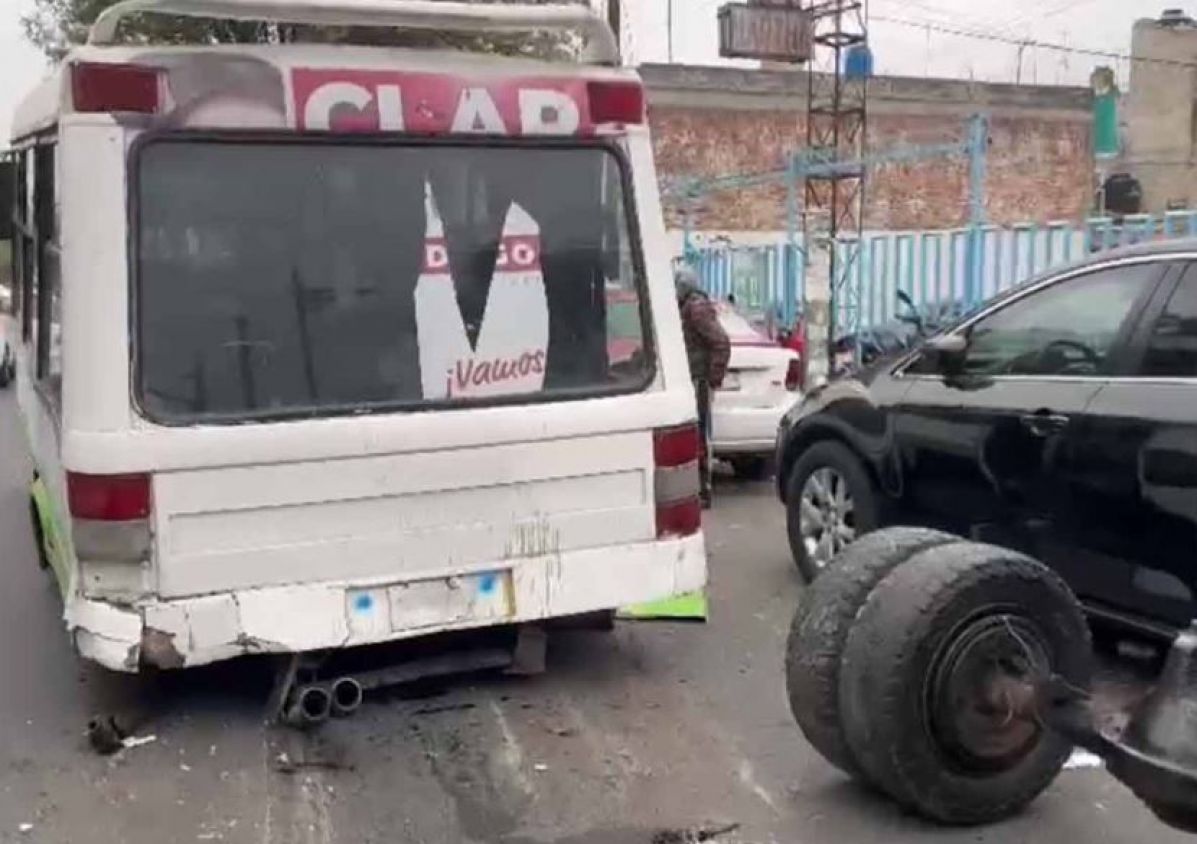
[871,13,1197,74]
[870,0,1024,35]
[988,0,1101,39]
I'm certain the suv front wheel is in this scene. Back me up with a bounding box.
[786,440,881,582]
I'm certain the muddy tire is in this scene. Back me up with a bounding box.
[29,495,50,571]
[785,527,961,776]
[785,441,881,583]
[0,344,13,389]
[839,543,1092,826]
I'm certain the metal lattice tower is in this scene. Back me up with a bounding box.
[803,0,868,363]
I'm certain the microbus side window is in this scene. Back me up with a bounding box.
[1,152,13,314]
[134,136,653,424]
[13,150,32,340]
[13,141,62,400]
[33,143,61,390]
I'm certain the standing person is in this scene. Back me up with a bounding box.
[675,266,730,508]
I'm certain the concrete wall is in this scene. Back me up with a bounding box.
[1125,17,1197,211]
[641,64,1095,232]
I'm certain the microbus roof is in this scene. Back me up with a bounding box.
[10,0,622,142]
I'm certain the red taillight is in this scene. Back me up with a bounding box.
[656,498,702,538]
[654,424,700,467]
[785,358,804,391]
[587,80,645,126]
[653,424,701,538]
[71,62,162,114]
[67,472,151,521]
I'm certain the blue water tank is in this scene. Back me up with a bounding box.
[844,44,874,79]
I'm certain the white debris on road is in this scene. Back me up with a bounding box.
[1065,749,1105,770]
[122,735,158,750]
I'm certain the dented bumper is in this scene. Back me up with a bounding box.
[67,534,707,672]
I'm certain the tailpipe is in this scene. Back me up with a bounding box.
[284,684,332,728]
[331,677,364,718]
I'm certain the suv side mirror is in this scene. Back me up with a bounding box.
[923,333,968,376]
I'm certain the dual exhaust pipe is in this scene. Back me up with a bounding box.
[283,677,364,728]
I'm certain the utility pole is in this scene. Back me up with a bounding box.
[606,0,620,54]
[667,0,674,62]
[802,0,868,382]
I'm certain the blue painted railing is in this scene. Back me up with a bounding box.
[692,210,1197,334]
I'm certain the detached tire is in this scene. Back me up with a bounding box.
[785,527,960,776]
[786,440,881,583]
[839,543,1092,826]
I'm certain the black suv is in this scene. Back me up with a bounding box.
[776,240,1197,634]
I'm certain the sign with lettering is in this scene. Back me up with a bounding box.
[415,185,550,400]
[292,69,593,136]
[718,2,813,63]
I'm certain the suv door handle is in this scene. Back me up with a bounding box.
[1019,412,1070,437]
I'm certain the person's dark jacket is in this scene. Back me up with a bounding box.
[677,283,731,387]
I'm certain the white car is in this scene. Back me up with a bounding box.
[711,304,802,479]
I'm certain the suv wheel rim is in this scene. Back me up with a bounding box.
[799,467,856,569]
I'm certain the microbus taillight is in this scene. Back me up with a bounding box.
[653,424,702,539]
[70,62,162,114]
[67,472,151,521]
[67,473,152,597]
[785,358,804,392]
[587,81,645,126]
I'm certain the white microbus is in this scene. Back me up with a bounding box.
[7,0,705,675]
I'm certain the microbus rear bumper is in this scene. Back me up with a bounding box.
[68,533,707,672]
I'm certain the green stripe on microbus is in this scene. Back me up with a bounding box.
[617,591,708,621]
[31,477,71,600]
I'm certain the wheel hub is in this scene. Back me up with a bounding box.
[927,614,1049,774]
[798,467,856,569]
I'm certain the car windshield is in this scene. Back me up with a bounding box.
[135,139,649,422]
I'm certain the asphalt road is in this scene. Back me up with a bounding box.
[0,387,1187,844]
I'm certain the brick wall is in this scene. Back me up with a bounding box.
[642,65,1095,232]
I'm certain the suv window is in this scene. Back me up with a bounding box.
[957,264,1156,377]
[1139,271,1197,378]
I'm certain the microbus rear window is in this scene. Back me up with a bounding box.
[133,137,651,423]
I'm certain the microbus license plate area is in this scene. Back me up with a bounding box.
[347,570,513,637]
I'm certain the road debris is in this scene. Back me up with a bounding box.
[411,702,476,716]
[1065,749,1105,770]
[272,750,354,775]
[86,716,126,756]
[651,822,740,844]
[122,735,157,750]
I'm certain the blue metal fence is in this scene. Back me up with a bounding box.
[693,210,1197,333]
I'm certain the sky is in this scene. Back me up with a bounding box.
[2,0,46,140]
[0,0,1189,139]
[630,0,1170,82]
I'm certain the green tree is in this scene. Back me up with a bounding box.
[23,0,585,61]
